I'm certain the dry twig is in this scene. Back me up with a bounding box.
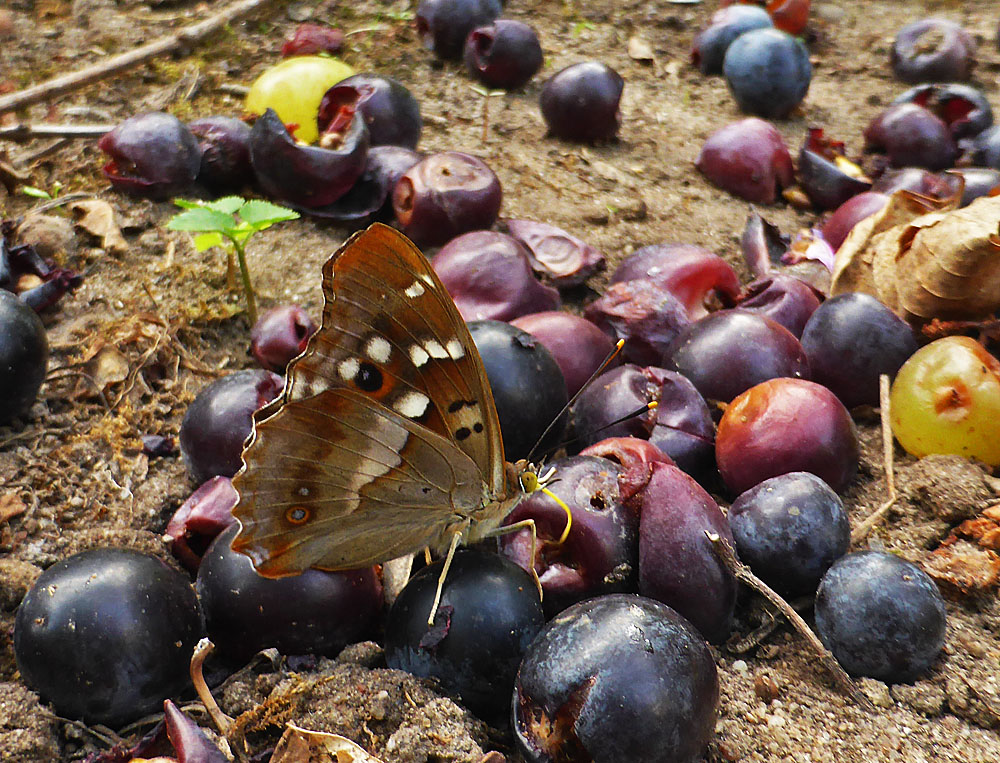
[852,374,897,544]
[0,0,276,117]
[706,532,875,711]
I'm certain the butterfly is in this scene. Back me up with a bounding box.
[230,222,554,622]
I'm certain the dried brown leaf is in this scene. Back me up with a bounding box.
[830,189,956,300]
[831,192,1000,323]
[68,199,128,255]
[271,724,386,763]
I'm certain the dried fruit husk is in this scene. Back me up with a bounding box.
[828,188,1000,323]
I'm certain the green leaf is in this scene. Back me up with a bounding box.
[166,207,238,235]
[238,199,300,229]
[21,186,52,199]
[204,196,246,215]
[193,232,226,252]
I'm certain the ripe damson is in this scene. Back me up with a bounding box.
[468,320,567,461]
[249,304,317,372]
[722,28,811,119]
[800,292,918,409]
[385,549,544,722]
[540,61,624,143]
[513,594,718,763]
[14,548,203,727]
[510,311,617,397]
[728,472,849,596]
[0,289,48,423]
[696,118,795,204]
[464,20,543,90]
[98,112,201,199]
[179,368,284,485]
[197,524,382,663]
[815,551,947,683]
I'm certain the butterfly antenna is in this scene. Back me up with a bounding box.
[526,339,626,464]
[556,400,659,451]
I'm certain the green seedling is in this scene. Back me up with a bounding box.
[166,196,299,325]
[21,181,63,200]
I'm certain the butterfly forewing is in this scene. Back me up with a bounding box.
[285,223,504,492]
[231,224,511,577]
[232,388,487,573]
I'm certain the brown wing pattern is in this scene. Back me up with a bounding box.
[232,388,486,574]
[274,223,505,494]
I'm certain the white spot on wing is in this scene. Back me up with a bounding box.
[297,486,310,497]
[425,340,448,359]
[404,281,425,298]
[446,339,465,359]
[410,344,430,367]
[338,357,360,381]
[365,335,392,364]
[395,391,430,419]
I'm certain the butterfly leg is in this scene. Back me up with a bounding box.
[427,530,464,626]
[488,519,543,603]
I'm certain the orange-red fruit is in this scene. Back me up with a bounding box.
[716,378,858,495]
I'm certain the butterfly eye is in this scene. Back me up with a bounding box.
[285,506,311,524]
[519,472,538,492]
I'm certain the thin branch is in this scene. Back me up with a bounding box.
[852,374,897,545]
[706,531,875,712]
[0,124,114,142]
[0,0,276,116]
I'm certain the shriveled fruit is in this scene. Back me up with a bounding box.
[889,336,1000,466]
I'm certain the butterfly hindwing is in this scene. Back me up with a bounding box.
[232,388,486,574]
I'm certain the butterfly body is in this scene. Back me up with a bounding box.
[231,223,532,578]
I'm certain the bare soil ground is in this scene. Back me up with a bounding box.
[1,0,1000,761]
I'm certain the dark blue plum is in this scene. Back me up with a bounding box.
[468,320,567,461]
[815,551,947,683]
[800,292,918,409]
[513,594,718,763]
[416,0,502,60]
[570,364,715,482]
[691,5,773,75]
[179,369,284,485]
[188,116,253,193]
[464,20,543,90]
[970,125,1000,169]
[540,61,624,143]
[723,28,811,119]
[14,548,204,727]
[0,289,48,423]
[322,75,422,149]
[385,549,544,723]
[728,472,850,596]
[197,524,382,663]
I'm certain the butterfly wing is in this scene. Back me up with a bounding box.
[287,222,504,491]
[232,388,486,574]
[231,224,507,576]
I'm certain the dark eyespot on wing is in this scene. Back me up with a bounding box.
[356,362,383,392]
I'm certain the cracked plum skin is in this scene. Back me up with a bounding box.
[815,551,946,683]
[716,377,859,496]
[498,455,637,617]
[513,594,718,763]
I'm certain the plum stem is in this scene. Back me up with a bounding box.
[705,531,876,712]
[851,374,897,545]
[189,638,234,735]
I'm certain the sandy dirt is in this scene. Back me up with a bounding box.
[1,0,1000,761]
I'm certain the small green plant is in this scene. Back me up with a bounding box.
[21,181,63,200]
[166,196,299,324]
